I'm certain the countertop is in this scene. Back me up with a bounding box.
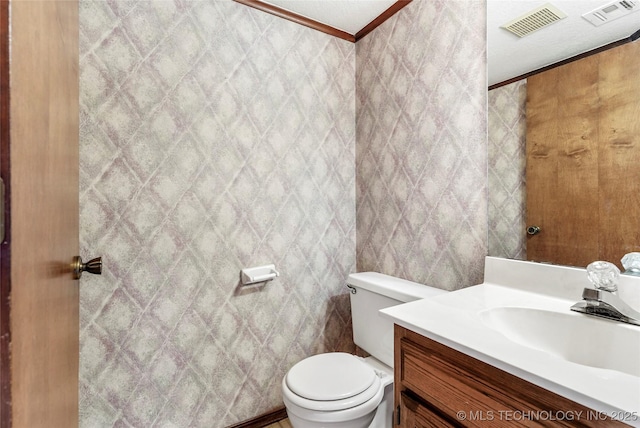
[380,257,640,427]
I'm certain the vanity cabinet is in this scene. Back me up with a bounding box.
[394,325,628,427]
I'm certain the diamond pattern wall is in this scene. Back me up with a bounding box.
[488,80,527,260]
[79,1,356,426]
[355,0,488,290]
[80,0,490,425]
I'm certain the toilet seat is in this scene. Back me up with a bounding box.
[283,373,381,412]
[283,353,382,412]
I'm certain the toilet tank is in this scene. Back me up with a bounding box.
[347,272,448,368]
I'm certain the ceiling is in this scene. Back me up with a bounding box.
[488,0,640,86]
[251,0,640,86]
[261,0,398,35]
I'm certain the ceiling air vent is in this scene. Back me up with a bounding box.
[501,3,568,38]
[582,0,638,26]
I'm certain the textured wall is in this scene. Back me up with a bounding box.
[355,0,488,290]
[488,80,527,260]
[78,1,355,426]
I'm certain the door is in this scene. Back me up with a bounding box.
[0,1,9,425]
[525,41,640,268]
[525,56,600,267]
[3,1,80,426]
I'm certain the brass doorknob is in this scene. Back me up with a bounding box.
[527,225,541,235]
[73,256,102,280]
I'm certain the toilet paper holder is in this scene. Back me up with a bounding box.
[241,264,279,285]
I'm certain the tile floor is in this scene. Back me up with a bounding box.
[265,418,292,428]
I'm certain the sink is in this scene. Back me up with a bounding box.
[480,307,640,377]
[381,258,640,418]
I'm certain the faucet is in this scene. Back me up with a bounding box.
[621,252,640,276]
[570,261,640,327]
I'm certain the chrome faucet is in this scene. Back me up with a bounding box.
[621,252,640,276]
[570,261,640,327]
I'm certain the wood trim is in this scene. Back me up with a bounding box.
[233,0,355,42]
[0,0,11,425]
[233,0,411,43]
[355,1,412,42]
[227,407,287,428]
[489,36,632,90]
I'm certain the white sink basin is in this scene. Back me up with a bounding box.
[481,307,640,377]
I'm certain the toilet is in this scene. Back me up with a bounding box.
[282,272,448,428]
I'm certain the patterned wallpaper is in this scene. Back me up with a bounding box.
[79,0,490,425]
[355,0,488,290]
[488,80,527,260]
[78,1,356,426]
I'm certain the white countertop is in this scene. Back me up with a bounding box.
[380,257,640,427]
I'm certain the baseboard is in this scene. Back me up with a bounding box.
[227,407,288,428]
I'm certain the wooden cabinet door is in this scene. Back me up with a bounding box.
[5,1,80,427]
[394,325,626,428]
[400,392,454,428]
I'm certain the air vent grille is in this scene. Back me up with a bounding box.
[501,3,568,38]
[583,0,638,27]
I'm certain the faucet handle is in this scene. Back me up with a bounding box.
[586,261,620,292]
[621,252,640,275]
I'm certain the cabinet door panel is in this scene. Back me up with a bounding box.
[401,392,456,428]
[394,325,626,428]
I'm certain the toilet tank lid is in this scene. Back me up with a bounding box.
[347,272,448,302]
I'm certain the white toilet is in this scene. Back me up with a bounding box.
[282,272,448,428]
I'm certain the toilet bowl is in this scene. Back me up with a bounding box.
[282,353,392,428]
[282,272,448,428]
